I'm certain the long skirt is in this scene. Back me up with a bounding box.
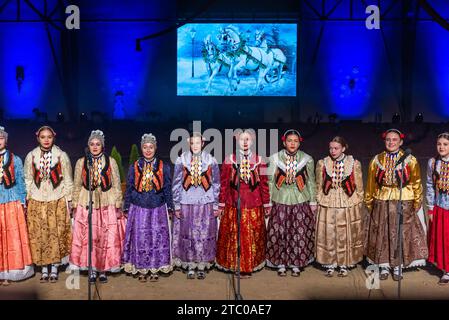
[266,202,315,268]
[70,205,126,272]
[27,198,72,266]
[315,203,364,267]
[0,201,34,281]
[428,205,449,272]
[122,204,172,274]
[364,199,428,268]
[172,203,217,270]
[216,205,266,273]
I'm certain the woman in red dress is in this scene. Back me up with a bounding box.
[427,132,449,285]
[215,130,271,278]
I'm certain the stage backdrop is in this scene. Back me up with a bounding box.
[177,23,297,96]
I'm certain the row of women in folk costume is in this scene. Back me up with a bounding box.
[0,125,448,286]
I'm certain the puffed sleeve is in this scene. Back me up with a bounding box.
[315,159,324,205]
[266,154,276,200]
[71,158,84,209]
[354,159,364,203]
[14,155,27,205]
[426,158,436,211]
[259,158,271,207]
[110,157,123,209]
[123,163,135,211]
[218,157,231,207]
[24,152,33,200]
[211,156,221,210]
[306,157,316,204]
[410,156,423,210]
[171,156,183,211]
[60,151,73,201]
[364,157,377,212]
[163,163,174,212]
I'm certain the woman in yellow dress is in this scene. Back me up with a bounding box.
[364,129,428,281]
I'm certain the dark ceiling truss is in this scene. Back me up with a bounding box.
[0,1,448,23]
[0,0,77,120]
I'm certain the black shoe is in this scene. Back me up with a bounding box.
[99,274,108,283]
[379,272,389,280]
[39,273,49,283]
[438,277,449,285]
[392,273,403,281]
[49,273,59,283]
[392,268,403,281]
[88,273,97,283]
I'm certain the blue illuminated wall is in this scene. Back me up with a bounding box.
[321,22,379,118]
[1,0,449,123]
[77,24,157,119]
[0,24,63,119]
[414,22,449,120]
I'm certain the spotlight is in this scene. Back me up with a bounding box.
[415,113,424,124]
[392,112,401,124]
[79,112,88,123]
[56,112,65,123]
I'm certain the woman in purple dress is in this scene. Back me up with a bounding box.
[122,133,175,282]
[172,132,220,280]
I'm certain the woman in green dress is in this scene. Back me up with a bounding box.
[266,129,317,277]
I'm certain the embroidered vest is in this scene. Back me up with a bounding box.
[275,165,307,191]
[322,167,356,197]
[374,152,411,189]
[1,152,16,189]
[134,159,164,193]
[375,165,411,188]
[32,156,63,189]
[82,156,112,191]
[432,158,449,195]
[182,165,212,192]
[230,162,260,192]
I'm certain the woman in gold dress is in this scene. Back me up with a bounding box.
[24,126,73,283]
[315,136,364,277]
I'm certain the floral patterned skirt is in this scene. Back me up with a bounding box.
[172,203,217,270]
[27,198,72,266]
[364,199,428,267]
[216,206,266,273]
[266,202,315,268]
[122,204,172,274]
